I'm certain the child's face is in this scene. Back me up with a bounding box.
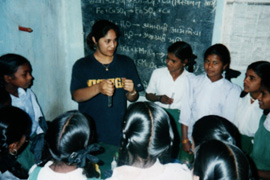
[258,86,270,110]
[8,64,33,89]
[244,69,261,93]
[166,52,186,74]
[204,54,227,82]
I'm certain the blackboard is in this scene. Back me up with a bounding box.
[81,0,217,88]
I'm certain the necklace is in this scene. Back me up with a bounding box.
[101,63,110,71]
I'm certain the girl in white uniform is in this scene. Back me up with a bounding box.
[180,44,241,155]
[146,41,196,162]
[233,61,269,154]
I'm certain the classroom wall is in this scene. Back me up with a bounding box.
[0,0,83,120]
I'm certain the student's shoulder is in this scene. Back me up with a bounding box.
[164,163,192,179]
[223,78,242,93]
[152,67,167,74]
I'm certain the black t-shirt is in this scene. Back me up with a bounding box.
[70,54,143,146]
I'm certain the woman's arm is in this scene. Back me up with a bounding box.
[72,80,114,102]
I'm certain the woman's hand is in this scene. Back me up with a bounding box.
[99,79,115,96]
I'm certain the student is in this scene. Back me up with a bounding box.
[146,41,196,161]
[0,106,32,179]
[193,140,251,180]
[28,110,101,180]
[70,20,144,146]
[180,44,241,154]
[0,88,11,108]
[107,102,192,180]
[192,115,241,148]
[234,61,270,154]
[250,63,270,179]
[0,53,47,167]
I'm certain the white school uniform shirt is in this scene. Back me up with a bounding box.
[106,159,192,180]
[233,93,263,137]
[146,67,194,109]
[10,88,43,135]
[180,73,241,140]
[29,161,88,180]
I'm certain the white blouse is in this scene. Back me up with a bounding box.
[233,93,263,136]
[146,67,194,109]
[180,74,242,140]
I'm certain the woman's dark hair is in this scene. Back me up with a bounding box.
[204,44,240,80]
[45,110,100,178]
[86,19,121,51]
[240,61,270,98]
[0,106,32,179]
[192,115,241,148]
[0,53,31,88]
[168,41,197,72]
[118,102,174,167]
[193,140,251,180]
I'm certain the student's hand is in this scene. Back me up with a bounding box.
[182,141,193,154]
[123,78,135,93]
[160,95,174,104]
[99,79,115,96]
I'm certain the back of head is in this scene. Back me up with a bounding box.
[193,140,250,180]
[0,106,32,154]
[45,110,100,178]
[118,102,174,167]
[0,53,31,88]
[192,115,240,147]
[168,41,197,72]
[46,110,91,163]
[86,19,120,51]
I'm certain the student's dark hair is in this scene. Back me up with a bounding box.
[168,41,197,72]
[192,115,241,148]
[0,53,31,88]
[260,63,270,115]
[45,110,100,178]
[86,19,121,51]
[204,44,240,81]
[193,140,251,180]
[0,88,11,108]
[0,106,32,153]
[118,102,174,167]
[240,61,270,98]
[0,106,32,179]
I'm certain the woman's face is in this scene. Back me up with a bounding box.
[166,52,186,74]
[244,69,261,94]
[204,54,227,82]
[94,29,118,58]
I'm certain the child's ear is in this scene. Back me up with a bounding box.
[92,36,97,44]
[183,59,188,66]
[223,64,228,70]
[8,142,18,155]
[4,75,13,83]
